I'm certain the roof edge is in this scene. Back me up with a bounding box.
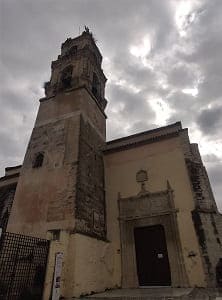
[104,131,180,154]
[106,121,182,145]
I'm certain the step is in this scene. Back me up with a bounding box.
[72,288,222,300]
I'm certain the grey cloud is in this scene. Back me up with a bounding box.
[112,55,157,90]
[208,164,222,186]
[167,63,198,89]
[0,0,221,209]
[130,120,157,133]
[107,84,155,121]
[106,83,156,140]
[0,87,38,112]
[0,130,24,158]
[203,154,221,163]
[166,91,199,127]
[197,105,222,136]
[175,0,222,105]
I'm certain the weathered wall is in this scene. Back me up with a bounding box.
[186,158,217,211]
[182,138,222,286]
[104,135,206,287]
[43,232,120,299]
[75,116,106,239]
[68,234,117,297]
[192,211,222,286]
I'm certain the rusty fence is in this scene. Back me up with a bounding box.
[0,231,49,300]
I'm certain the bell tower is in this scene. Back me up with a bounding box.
[7,28,108,240]
[44,27,107,111]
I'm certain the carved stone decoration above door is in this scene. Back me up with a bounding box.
[136,169,148,194]
[118,181,189,288]
[119,190,175,220]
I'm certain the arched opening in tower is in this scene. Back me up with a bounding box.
[92,73,100,99]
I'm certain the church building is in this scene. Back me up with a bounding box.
[1,29,222,298]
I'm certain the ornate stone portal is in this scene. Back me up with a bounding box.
[119,181,189,288]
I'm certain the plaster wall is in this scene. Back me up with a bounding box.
[68,234,118,297]
[43,231,70,300]
[104,136,206,287]
[43,232,120,298]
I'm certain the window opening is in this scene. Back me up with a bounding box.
[49,229,60,241]
[61,65,73,89]
[69,46,77,55]
[92,73,100,98]
[33,152,44,168]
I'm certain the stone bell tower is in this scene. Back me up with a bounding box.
[7,28,108,240]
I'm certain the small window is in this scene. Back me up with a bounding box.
[61,65,73,89]
[50,230,60,241]
[69,46,77,55]
[33,152,44,168]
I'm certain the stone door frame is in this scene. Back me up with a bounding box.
[118,186,189,288]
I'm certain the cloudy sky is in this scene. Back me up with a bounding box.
[0,0,221,210]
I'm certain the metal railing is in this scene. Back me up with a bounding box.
[0,232,49,300]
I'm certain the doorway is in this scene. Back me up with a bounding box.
[134,224,171,286]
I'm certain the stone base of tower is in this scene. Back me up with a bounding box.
[43,231,120,299]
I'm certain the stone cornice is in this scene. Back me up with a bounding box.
[119,209,179,221]
[39,85,107,118]
[0,173,20,182]
[104,122,182,154]
[104,131,180,154]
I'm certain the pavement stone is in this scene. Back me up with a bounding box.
[69,287,222,300]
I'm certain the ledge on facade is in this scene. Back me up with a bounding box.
[195,207,222,215]
[118,189,170,202]
[104,122,183,153]
[39,85,107,118]
[119,209,179,221]
[0,165,21,186]
[5,165,22,176]
[0,172,20,182]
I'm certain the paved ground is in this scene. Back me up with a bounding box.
[72,287,222,300]
[87,287,192,298]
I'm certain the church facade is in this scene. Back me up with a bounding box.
[1,29,222,298]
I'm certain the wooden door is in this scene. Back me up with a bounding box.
[134,224,171,286]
